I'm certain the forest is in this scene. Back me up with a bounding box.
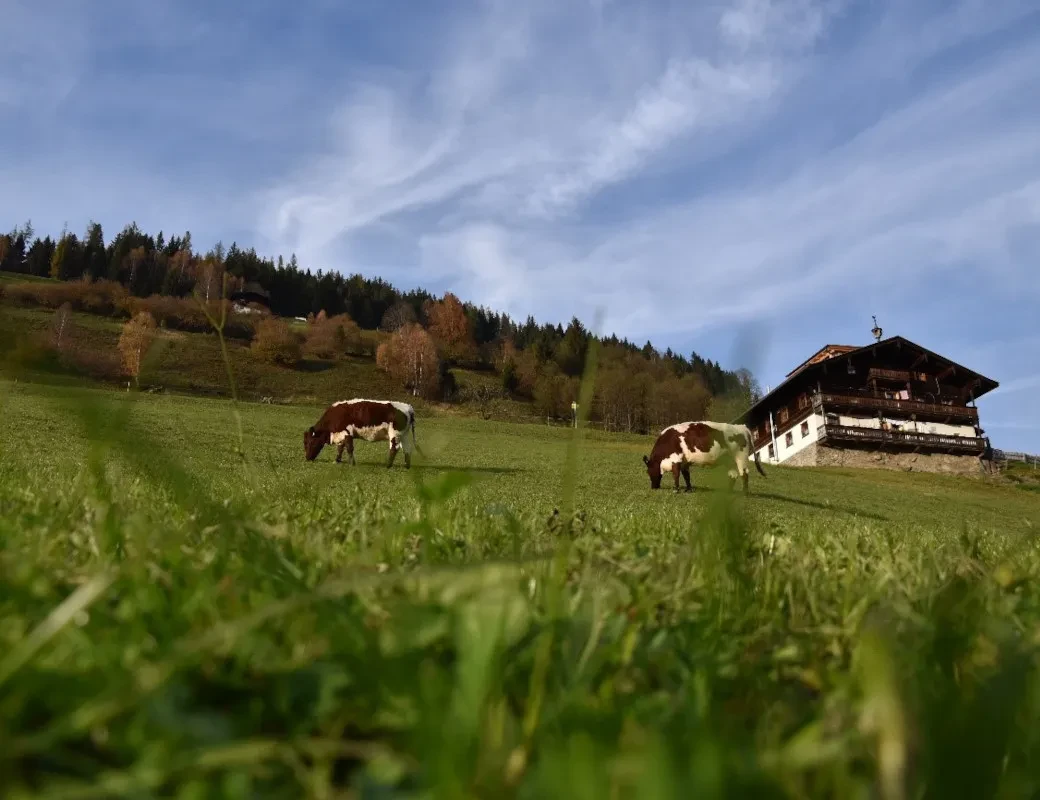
[0,219,760,431]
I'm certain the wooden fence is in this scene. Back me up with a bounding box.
[992,449,1040,468]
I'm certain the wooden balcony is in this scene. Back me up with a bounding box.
[818,424,987,454]
[868,367,913,382]
[812,393,978,424]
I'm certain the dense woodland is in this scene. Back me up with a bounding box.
[0,220,761,430]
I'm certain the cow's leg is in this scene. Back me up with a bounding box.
[681,465,693,492]
[400,426,413,469]
[345,435,355,466]
[386,427,399,468]
[672,463,682,492]
[742,470,750,493]
[335,441,345,463]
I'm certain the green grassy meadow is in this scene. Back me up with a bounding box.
[1,378,1040,798]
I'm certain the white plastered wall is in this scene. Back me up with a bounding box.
[834,414,976,437]
[756,412,824,464]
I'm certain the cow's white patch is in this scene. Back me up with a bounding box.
[679,433,721,463]
[660,451,682,473]
[349,423,392,443]
[659,420,756,480]
[389,400,414,419]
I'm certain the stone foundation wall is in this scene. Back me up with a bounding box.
[781,442,983,476]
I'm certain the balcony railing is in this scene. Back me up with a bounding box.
[819,424,987,454]
[868,367,915,382]
[812,393,979,423]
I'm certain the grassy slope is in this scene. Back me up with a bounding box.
[0,301,533,419]
[0,270,55,285]
[1,379,1039,797]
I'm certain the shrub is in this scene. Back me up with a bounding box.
[251,318,302,366]
[533,367,579,419]
[128,295,255,341]
[3,277,129,317]
[118,312,158,386]
[2,279,254,340]
[501,359,519,394]
[49,303,73,351]
[303,313,363,360]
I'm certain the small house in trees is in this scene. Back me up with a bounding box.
[230,282,271,315]
[736,325,998,475]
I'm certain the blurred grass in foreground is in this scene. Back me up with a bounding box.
[1,347,1039,797]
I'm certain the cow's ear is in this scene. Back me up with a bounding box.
[642,455,649,466]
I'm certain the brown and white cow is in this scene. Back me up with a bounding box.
[643,420,765,492]
[304,398,419,468]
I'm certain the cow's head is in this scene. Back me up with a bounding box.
[642,455,663,489]
[304,426,330,461]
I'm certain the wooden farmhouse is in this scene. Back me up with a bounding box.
[736,329,999,475]
[229,282,272,316]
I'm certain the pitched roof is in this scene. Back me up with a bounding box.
[785,344,859,378]
[735,335,999,424]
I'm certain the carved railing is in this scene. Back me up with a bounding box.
[812,393,978,423]
[819,424,987,454]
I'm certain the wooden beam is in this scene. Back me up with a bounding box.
[911,352,928,369]
[937,364,957,381]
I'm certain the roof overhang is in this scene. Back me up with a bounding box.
[734,336,999,425]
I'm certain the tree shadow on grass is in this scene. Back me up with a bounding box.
[331,462,524,476]
[294,359,336,374]
[414,463,524,475]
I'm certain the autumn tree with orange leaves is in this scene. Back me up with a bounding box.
[424,292,476,364]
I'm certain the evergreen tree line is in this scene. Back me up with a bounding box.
[1,219,758,427]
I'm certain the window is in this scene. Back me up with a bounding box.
[779,408,790,424]
[801,421,810,438]
[797,394,809,410]
[785,431,793,448]
[768,443,775,459]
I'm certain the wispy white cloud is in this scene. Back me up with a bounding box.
[259,0,842,256]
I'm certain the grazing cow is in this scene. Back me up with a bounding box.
[643,420,765,492]
[304,398,418,468]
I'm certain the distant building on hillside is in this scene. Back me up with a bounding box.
[230,282,271,315]
[736,323,999,475]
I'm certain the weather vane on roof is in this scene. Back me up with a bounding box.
[871,315,883,342]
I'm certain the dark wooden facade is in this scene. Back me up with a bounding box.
[737,337,998,458]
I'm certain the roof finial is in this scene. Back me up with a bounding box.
[871,315,883,343]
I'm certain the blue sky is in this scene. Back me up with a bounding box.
[2,0,1039,451]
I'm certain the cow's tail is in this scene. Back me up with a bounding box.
[748,426,766,478]
[410,410,425,457]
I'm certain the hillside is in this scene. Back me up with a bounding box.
[1,378,1038,796]
[1,217,757,430]
[0,265,759,429]
[0,301,534,420]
